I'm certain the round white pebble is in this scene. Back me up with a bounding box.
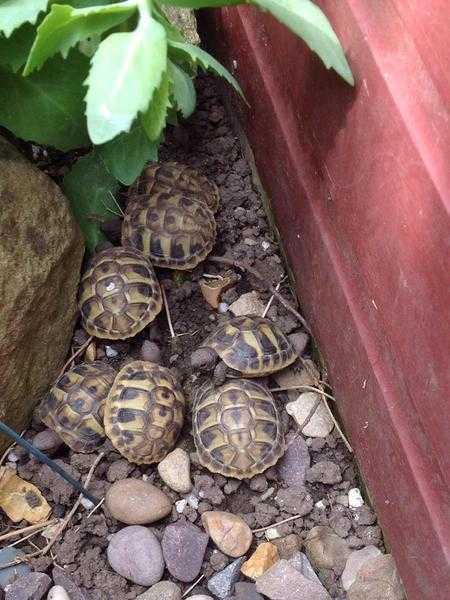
[218,302,229,313]
[47,586,71,600]
[348,487,364,508]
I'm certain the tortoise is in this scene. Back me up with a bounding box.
[78,246,162,339]
[192,379,285,479]
[104,361,185,464]
[41,361,117,452]
[126,162,219,215]
[122,190,217,270]
[190,316,298,382]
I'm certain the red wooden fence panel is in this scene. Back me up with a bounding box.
[198,2,450,598]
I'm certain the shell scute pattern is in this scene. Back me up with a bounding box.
[127,162,219,214]
[42,361,116,452]
[202,316,297,375]
[78,247,162,339]
[193,379,284,479]
[122,191,216,270]
[104,361,185,464]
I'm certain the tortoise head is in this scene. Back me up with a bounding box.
[190,346,217,371]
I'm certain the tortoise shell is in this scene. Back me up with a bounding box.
[41,361,116,452]
[192,379,285,479]
[78,246,162,339]
[122,191,216,270]
[104,361,185,464]
[127,162,219,215]
[198,316,297,376]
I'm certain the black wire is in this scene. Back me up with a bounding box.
[0,421,100,505]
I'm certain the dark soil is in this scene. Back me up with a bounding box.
[0,76,384,600]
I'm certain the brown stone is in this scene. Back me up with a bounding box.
[0,136,84,450]
[202,511,253,557]
[241,543,279,580]
[105,479,172,524]
[304,526,350,575]
[347,554,406,600]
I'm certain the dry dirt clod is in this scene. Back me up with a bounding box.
[202,511,253,557]
[105,479,172,524]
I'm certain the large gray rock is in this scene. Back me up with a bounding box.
[5,572,51,599]
[256,560,331,600]
[347,554,406,600]
[0,137,84,449]
[0,548,30,590]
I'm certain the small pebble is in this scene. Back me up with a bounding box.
[218,302,229,313]
[80,498,94,510]
[135,580,182,600]
[105,345,118,357]
[306,460,342,485]
[336,494,349,507]
[158,448,192,494]
[286,393,334,437]
[47,586,70,600]
[162,522,208,582]
[229,292,265,317]
[223,480,241,495]
[348,488,364,508]
[241,543,279,580]
[0,548,31,590]
[105,479,172,524]
[107,526,164,586]
[249,474,268,493]
[264,527,281,541]
[175,499,187,513]
[106,459,134,483]
[304,526,350,575]
[260,487,275,502]
[52,567,85,600]
[202,511,252,557]
[5,572,51,600]
[207,558,245,599]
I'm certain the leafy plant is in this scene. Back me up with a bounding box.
[0,0,353,250]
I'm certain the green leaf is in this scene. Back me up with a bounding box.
[158,0,241,7]
[168,60,196,118]
[0,0,48,37]
[98,122,159,185]
[85,16,167,144]
[252,0,354,85]
[62,151,120,252]
[140,72,170,141]
[24,2,136,75]
[0,24,36,72]
[169,41,244,98]
[0,51,90,150]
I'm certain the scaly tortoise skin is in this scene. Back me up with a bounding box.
[41,361,116,452]
[104,361,185,464]
[194,316,298,376]
[122,191,216,270]
[127,162,219,215]
[192,379,285,479]
[78,247,162,339]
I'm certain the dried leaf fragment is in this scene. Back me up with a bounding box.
[0,467,51,523]
[200,270,238,309]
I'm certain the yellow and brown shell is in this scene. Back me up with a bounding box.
[192,379,285,479]
[41,361,116,452]
[198,316,297,376]
[127,162,219,215]
[78,246,162,339]
[122,191,216,270]
[104,361,185,464]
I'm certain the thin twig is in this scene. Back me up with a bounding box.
[7,529,44,549]
[252,514,304,533]
[87,497,105,519]
[208,256,311,333]
[269,385,336,402]
[0,519,57,544]
[108,191,125,217]
[58,336,93,379]
[161,284,175,338]
[0,453,104,570]
[298,395,322,431]
[0,429,26,467]
[182,574,205,598]
[321,398,353,453]
[262,278,284,318]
